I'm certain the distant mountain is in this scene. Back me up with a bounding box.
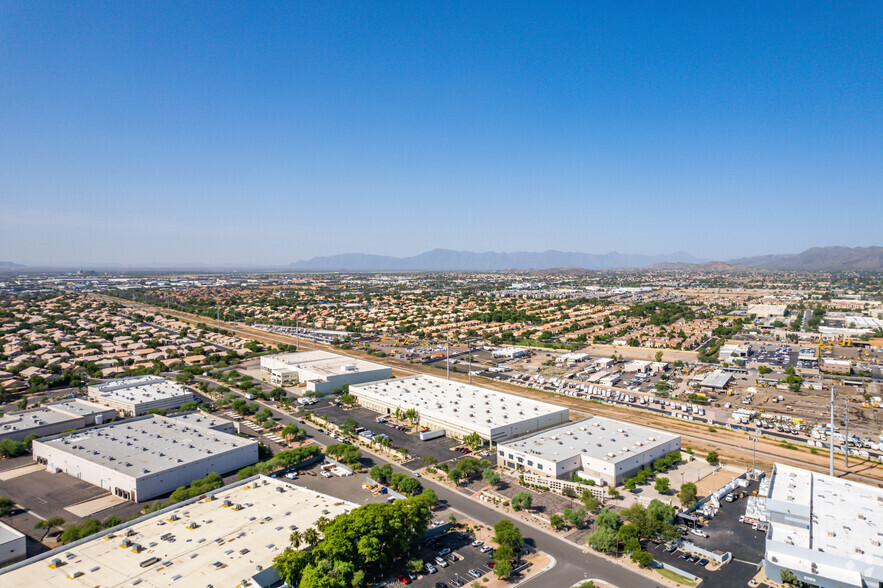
[732,246,883,271]
[0,261,26,270]
[289,249,707,271]
[649,261,763,272]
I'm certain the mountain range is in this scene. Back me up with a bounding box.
[290,246,883,272]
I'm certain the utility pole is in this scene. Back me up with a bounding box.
[446,333,450,380]
[845,398,849,468]
[829,385,835,477]
[468,340,472,385]
[296,315,300,350]
[752,433,757,478]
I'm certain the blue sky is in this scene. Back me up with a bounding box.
[2,2,881,266]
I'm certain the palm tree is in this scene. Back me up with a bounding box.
[303,527,320,548]
[316,516,330,532]
[35,516,66,541]
[289,530,302,549]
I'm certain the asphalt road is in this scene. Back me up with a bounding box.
[208,382,661,588]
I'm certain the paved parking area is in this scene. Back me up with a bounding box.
[314,404,466,469]
[0,456,142,524]
[390,530,498,588]
[650,480,766,587]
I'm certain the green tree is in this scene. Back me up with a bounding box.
[493,518,524,551]
[510,492,532,512]
[563,506,586,527]
[0,497,14,516]
[482,468,501,487]
[289,529,302,549]
[580,490,599,512]
[586,526,619,553]
[595,508,621,531]
[35,516,66,540]
[492,543,515,577]
[679,482,698,507]
[706,451,720,465]
[780,568,799,585]
[624,478,637,491]
[340,416,359,435]
[654,477,670,493]
[463,432,482,450]
[550,514,565,530]
[631,549,653,567]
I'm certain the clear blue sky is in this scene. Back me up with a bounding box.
[2,2,881,266]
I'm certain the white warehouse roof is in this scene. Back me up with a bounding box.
[261,350,390,379]
[499,416,679,466]
[351,375,568,432]
[34,415,255,478]
[0,476,355,587]
[89,375,192,404]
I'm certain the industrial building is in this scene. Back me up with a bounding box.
[350,374,569,442]
[169,411,236,434]
[719,343,751,362]
[491,347,531,359]
[0,522,26,566]
[749,304,789,318]
[0,399,115,442]
[497,416,681,486]
[0,476,355,588]
[762,463,883,588]
[699,369,733,391]
[260,350,392,393]
[821,359,852,374]
[87,375,195,416]
[32,415,258,502]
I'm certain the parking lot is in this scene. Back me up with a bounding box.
[313,404,472,470]
[387,528,500,588]
[650,480,766,587]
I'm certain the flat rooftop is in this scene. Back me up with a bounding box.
[47,399,113,417]
[0,407,77,432]
[35,415,255,478]
[500,416,679,465]
[768,463,883,567]
[169,411,232,430]
[352,375,568,429]
[0,476,355,587]
[90,376,192,404]
[265,350,390,378]
[700,370,733,389]
[0,520,24,545]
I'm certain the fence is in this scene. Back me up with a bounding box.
[680,540,731,564]
[657,561,699,582]
[521,473,606,502]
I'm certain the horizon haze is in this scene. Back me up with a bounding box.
[2,3,881,266]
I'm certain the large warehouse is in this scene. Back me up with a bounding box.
[350,374,569,442]
[260,350,392,393]
[762,464,883,588]
[87,375,195,416]
[32,415,258,502]
[0,399,115,442]
[0,476,354,588]
[497,416,681,486]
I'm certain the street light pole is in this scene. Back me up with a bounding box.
[829,385,835,477]
[468,340,472,384]
[845,397,849,469]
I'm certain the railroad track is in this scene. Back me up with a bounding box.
[97,294,883,487]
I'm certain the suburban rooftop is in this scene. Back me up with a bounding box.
[90,375,192,403]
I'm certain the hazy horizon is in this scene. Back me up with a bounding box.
[3,3,881,266]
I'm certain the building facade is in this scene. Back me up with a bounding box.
[32,415,258,501]
[260,350,392,394]
[87,375,195,416]
[497,416,681,486]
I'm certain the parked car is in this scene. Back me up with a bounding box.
[434,557,448,567]
[698,558,709,566]
[471,540,483,547]
[691,529,709,538]
[398,575,412,585]
[434,583,447,588]
[424,563,437,574]
[438,547,451,556]
[480,545,493,553]
[468,569,482,578]
[665,544,677,552]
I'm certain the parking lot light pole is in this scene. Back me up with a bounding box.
[446,333,450,380]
